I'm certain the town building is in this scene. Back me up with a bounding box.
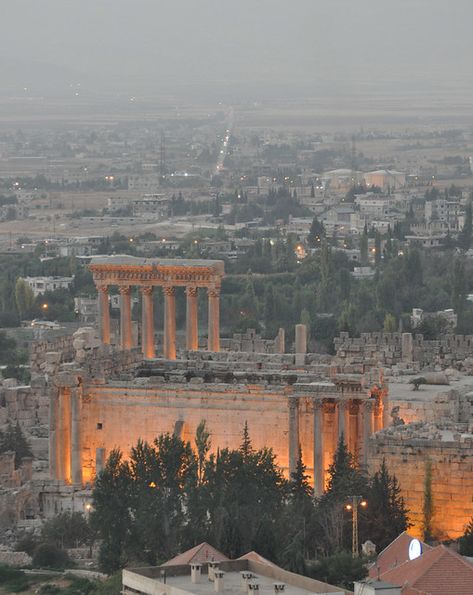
[22,276,74,297]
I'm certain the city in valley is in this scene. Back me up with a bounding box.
[1,2,473,594]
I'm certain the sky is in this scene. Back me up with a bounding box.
[1,0,472,98]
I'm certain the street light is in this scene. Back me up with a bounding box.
[345,495,367,557]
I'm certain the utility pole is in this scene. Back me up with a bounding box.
[346,495,367,557]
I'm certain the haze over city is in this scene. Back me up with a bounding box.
[2,0,473,99]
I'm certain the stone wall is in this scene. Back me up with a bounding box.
[334,331,473,371]
[30,335,75,372]
[369,422,473,540]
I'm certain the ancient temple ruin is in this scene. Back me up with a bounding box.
[89,256,225,358]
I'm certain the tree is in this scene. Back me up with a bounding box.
[195,420,211,484]
[363,460,410,551]
[360,226,368,266]
[383,313,397,333]
[458,518,473,556]
[451,259,467,324]
[0,422,32,468]
[374,232,382,267]
[307,216,325,248]
[422,459,434,542]
[458,200,472,251]
[315,438,368,555]
[14,278,34,318]
[41,511,92,549]
[91,450,133,573]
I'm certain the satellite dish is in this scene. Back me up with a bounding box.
[408,538,422,560]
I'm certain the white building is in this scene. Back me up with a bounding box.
[22,276,74,296]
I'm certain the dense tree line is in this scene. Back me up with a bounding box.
[91,424,409,588]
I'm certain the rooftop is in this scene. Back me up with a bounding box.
[123,559,350,595]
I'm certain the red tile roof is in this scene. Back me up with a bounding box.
[369,532,431,578]
[380,544,473,595]
[163,542,229,567]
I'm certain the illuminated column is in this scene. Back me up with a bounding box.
[374,398,384,432]
[208,287,220,352]
[58,387,71,484]
[49,393,58,479]
[141,287,155,359]
[362,400,375,467]
[119,286,132,349]
[164,286,176,360]
[97,286,110,344]
[382,390,390,429]
[313,399,325,496]
[186,287,199,351]
[288,397,300,477]
[70,388,82,486]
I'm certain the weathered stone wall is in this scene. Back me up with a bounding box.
[334,331,473,371]
[30,335,75,372]
[369,423,473,540]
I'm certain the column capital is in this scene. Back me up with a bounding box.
[289,396,299,411]
[186,286,198,297]
[363,399,375,413]
[208,287,221,298]
[98,285,109,294]
[337,399,349,411]
[141,286,153,296]
[312,398,325,411]
[163,286,176,297]
[118,286,132,295]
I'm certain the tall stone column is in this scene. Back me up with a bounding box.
[288,397,300,477]
[374,399,384,432]
[49,393,58,480]
[164,286,176,360]
[208,288,220,352]
[313,400,325,496]
[382,390,390,428]
[97,286,110,344]
[362,400,375,467]
[141,287,155,359]
[70,388,82,486]
[58,387,71,484]
[186,287,199,351]
[119,286,133,350]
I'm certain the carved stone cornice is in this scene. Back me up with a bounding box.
[89,260,224,289]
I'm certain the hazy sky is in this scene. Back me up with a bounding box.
[1,0,472,97]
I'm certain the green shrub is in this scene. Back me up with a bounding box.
[32,543,70,569]
[0,563,24,583]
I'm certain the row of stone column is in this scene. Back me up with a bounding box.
[289,396,389,496]
[97,285,220,359]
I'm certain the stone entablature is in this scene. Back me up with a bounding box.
[89,256,225,360]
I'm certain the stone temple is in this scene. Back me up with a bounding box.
[2,256,473,541]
